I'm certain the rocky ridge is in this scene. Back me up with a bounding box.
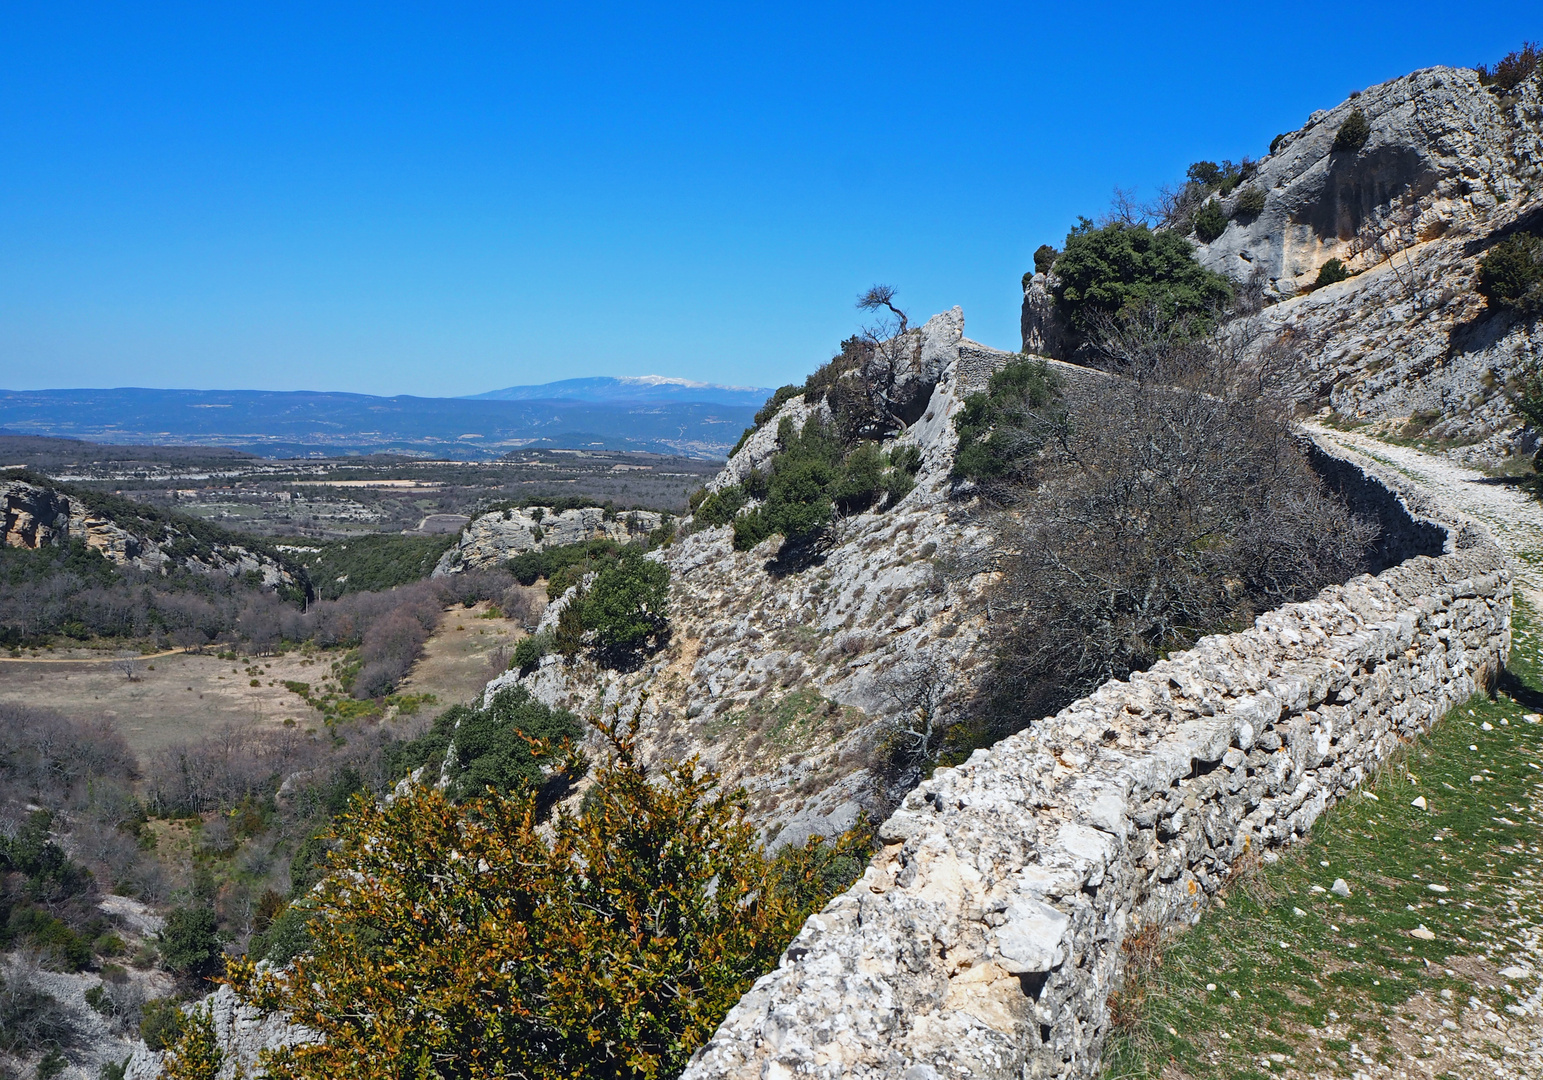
[1,476,300,590]
[485,309,1019,844]
[431,504,663,577]
[1023,64,1543,457]
[680,432,1513,1080]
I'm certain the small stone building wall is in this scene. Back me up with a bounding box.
[680,441,1512,1080]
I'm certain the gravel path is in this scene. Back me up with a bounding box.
[1304,423,1543,1080]
[1307,423,1543,607]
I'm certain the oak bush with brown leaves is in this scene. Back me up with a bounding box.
[224,720,863,1079]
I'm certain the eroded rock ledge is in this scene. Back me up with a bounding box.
[681,439,1512,1080]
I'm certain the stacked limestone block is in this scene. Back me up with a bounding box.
[681,442,1512,1080]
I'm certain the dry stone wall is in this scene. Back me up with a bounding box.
[681,439,1512,1080]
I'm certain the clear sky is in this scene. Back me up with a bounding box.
[1,3,1538,397]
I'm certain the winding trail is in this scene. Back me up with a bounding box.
[1307,422,1543,608]
[1302,422,1543,1080]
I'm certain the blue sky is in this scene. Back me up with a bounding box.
[1,3,1538,397]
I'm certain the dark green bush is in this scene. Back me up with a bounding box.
[1269,132,1288,155]
[1033,244,1058,275]
[509,629,552,673]
[159,907,221,978]
[1050,220,1234,338]
[0,811,91,900]
[1193,200,1228,243]
[1477,232,1543,315]
[554,600,584,658]
[5,907,91,970]
[1186,161,1222,186]
[249,902,315,965]
[952,358,1065,489]
[582,548,669,654]
[1333,108,1370,152]
[1476,42,1541,92]
[692,483,748,527]
[445,687,583,798]
[1233,186,1266,219]
[1315,258,1352,287]
[507,539,623,589]
[140,997,185,1051]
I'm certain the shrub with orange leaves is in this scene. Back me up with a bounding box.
[225,717,865,1079]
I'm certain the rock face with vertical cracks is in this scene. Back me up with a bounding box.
[1195,66,1541,297]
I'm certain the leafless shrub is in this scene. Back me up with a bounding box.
[145,720,319,816]
[0,952,82,1053]
[199,816,235,855]
[978,314,1378,734]
[835,631,872,657]
[872,654,953,795]
[0,702,136,805]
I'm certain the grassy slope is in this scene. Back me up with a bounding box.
[1105,607,1543,1078]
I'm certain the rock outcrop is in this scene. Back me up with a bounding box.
[432,505,663,576]
[1198,66,1540,299]
[485,310,1021,842]
[1,476,300,589]
[123,984,316,1080]
[680,433,1512,1080]
[1023,64,1543,460]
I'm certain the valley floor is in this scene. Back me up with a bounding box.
[1107,429,1543,1080]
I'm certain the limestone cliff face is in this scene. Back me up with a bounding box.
[1197,65,1541,298]
[1022,64,1543,457]
[483,310,1019,845]
[1,476,301,589]
[432,505,663,576]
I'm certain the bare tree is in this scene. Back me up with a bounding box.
[1352,196,1423,312]
[975,312,1378,735]
[873,653,954,795]
[1099,185,1150,228]
[113,657,142,682]
[857,284,907,334]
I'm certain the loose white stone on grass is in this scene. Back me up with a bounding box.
[1332,879,1352,897]
[1294,907,1308,917]
[1428,884,1450,893]
[1500,966,1533,979]
[1481,721,1493,731]
[1413,796,1428,810]
[1412,925,1437,940]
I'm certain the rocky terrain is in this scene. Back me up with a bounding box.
[1,475,302,590]
[432,504,664,576]
[1025,64,1543,461]
[485,308,1022,844]
[67,56,1543,1080]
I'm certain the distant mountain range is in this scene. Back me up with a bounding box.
[0,377,774,460]
[464,375,770,407]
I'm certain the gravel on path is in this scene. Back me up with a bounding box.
[1302,422,1543,1080]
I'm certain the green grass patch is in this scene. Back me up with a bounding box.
[1104,607,1543,1079]
[704,688,858,750]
